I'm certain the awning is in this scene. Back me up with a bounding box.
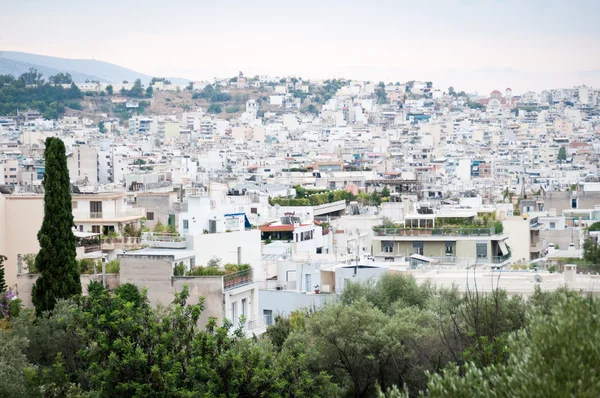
[498,240,509,255]
[224,212,252,229]
[74,230,101,238]
[409,254,438,263]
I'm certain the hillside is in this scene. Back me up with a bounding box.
[0,51,191,85]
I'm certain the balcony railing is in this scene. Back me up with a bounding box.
[83,244,102,253]
[223,268,253,291]
[374,227,497,237]
[73,208,145,220]
[142,233,187,249]
[409,254,511,266]
[244,315,268,337]
[101,237,142,250]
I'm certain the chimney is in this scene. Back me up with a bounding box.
[563,264,577,283]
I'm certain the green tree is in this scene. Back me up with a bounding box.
[145,85,153,97]
[286,298,437,396]
[19,68,44,85]
[583,237,600,265]
[105,85,113,95]
[48,72,73,85]
[207,104,222,113]
[557,146,567,162]
[426,293,600,397]
[381,186,390,197]
[0,255,7,292]
[32,137,81,315]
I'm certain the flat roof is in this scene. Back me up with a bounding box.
[120,248,196,260]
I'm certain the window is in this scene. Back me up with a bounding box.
[241,298,247,317]
[72,201,78,209]
[231,301,237,327]
[549,222,556,229]
[9,167,16,171]
[79,225,83,232]
[183,219,189,230]
[251,207,257,214]
[305,273,312,292]
[190,257,195,268]
[382,241,394,253]
[264,309,273,326]
[445,242,453,255]
[90,201,102,217]
[91,225,101,233]
[412,241,424,255]
[571,198,577,209]
[146,212,154,221]
[9,175,16,178]
[476,242,488,258]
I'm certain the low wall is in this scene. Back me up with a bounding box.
[16,273,120,309]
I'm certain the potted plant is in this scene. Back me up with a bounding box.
[314,285,320,294]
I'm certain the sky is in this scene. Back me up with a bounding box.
[1,0,600,94]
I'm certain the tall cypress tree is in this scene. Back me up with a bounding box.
[32,137,81,315]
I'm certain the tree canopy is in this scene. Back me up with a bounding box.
[0,70,82,118]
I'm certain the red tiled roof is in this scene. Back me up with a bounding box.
[260,225,294,232]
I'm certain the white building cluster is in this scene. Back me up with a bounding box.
[2,77,600,334]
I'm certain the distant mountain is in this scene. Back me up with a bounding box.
[0,57,105,83]
[0,51,191,85]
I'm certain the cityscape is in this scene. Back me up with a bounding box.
[0,1,599,396]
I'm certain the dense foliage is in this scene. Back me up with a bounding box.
[32,137,81,315]
[0,70,83,118]
[0,270,598,397]
[269,274,594,397]
[1,283,337,397]
[270,187,356,206]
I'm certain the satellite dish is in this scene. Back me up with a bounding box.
[534,274,543,283]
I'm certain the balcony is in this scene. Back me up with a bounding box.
[141,233,187,249]
[84,244,102,253]
[223,268,254,291]
[101,237,142,251]
[373,227,497,237]
[73,208,145,221]
[243,315,268,337]
[410,254,511,267]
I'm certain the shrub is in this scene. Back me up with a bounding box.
[105,259,120,274]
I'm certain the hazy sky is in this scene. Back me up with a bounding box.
[2,0,599,93]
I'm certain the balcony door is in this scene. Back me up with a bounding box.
[412,241,424,256]
[90,201,102,218]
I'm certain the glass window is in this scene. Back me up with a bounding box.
[264,309,273,326]
[476,242,488,258]
[231,301,237,327]
[412,241,424,255]
[183,219,189,230]
[445,242,453,255]
[305,273,312,292]
[382,241,394,253]
[146,212,154,221]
